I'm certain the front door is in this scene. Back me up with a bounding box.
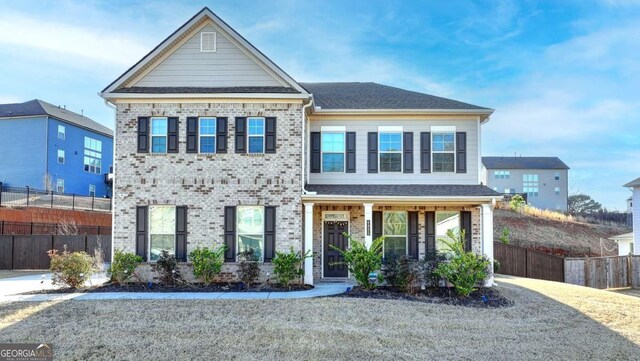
[324,220,349,277]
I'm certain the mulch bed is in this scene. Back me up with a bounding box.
[20,282,313,294]
[335,286,513,308]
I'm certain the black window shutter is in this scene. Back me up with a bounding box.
[137,117,149,153]
[186,117,198,153]
[310,132,321,173]
[216,117,228,153]
[368,132,378,173]
[420,132,431,173]
[135,206,148,261]
[224,206,236,262]
[460,211,472,252]
[403,132,414,173]
[456,132,467,173]
[175,206,187,261]
[265,117,276,153]
[235,117,246,153]
[264,206,276,262]
[167,117,179,153]
[372,211,383,241]
[346,132,356,173]
[425,211,436,253]
[408,211,419,259]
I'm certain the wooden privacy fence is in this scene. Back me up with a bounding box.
[565,256,640,289]
[494,242,565,282]
[0,235,111,270]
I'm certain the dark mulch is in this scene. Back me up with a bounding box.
[20,282,313,295]
[335,286,513,308]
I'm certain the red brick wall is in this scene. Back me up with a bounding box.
[0,207,111,226]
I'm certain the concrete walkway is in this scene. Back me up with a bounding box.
[0,273,352,302]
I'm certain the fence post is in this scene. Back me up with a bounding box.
[11,235,14,270]
[91,195,95,211]
[50,190,54,208]
[1,220,3,235]
[72,194,75,211]
[98,226,101,235]
[26,186,30,206]
[0,182,3,207]
[30,222,33,235]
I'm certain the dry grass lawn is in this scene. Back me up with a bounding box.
[0,270,47,280]
[1,276,639,360]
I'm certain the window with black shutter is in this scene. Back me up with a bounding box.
[186,117,198,153]
[235,117,246,153]
[368,132,378,173]
[265,117,276,153]
[420,132,431,173]
[403,132,413,173]
[346,132,356,173]
[456,132,467,173]
[310,132,321,173]
[137,117,149,153]
[167,117,179,153]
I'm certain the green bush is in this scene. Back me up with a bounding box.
[48,248,96,288]
[189,245,226,285]
[237,249,260,288]
[156,250,181,285]
[499,227,510,244]
[332,235,383,290]
[108,250,143,284]
[509,195,525,212]
[272,247,312,289]
[382,255,418,292]
[434,229,491,297]
[418,250,447,288]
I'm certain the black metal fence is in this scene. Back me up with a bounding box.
[0,184,111,212]
[0,221,111,235]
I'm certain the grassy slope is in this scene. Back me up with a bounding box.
[494,208,628,256]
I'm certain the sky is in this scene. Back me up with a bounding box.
[0,0,639,210]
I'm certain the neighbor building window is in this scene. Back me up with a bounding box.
[247,117,265,154]
[237,206,264,261]
[57,125,65,140]
[57,149,65,164]
[554,172,560,181]
[56,179,64,193]
[199,117,216,153]
[151,117,168,153]
[379,132,402,172]
[83,136,102,174]
[432,133,455,172]
[494,171,510,179]
[523,174,539,197]
[89,184,96,197]
[382,211,407,258]
[504,188,516,194]
[149,205,176,262]
[435,211,460,253]
[322,132,345,172]
[555,187,560,195]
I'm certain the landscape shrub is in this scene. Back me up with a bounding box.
[108,249,143,284]
[499,227,511,244]
[509,195,525,212]
[382,255,418,292]
[156,250,181,285]
[332,235,383,290]
[48,247,96,288]
[189,245,226,285]
[237,249,260,288]
[272,247,312,289]
[435,229,491,297]
[418,251,447,288]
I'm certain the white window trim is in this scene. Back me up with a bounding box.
[321,126,346,132]
[150,117,168,154]
[148,205,177,263]
[57,125,65,140]
[382,211,408,257]
[198,117,217,154]
[321,132,346,173]
[236,206,265,262]
[378,132,403,173]
[431,132,456,173]
[378,125,403,132]
[247,117,265,154]
[200,31,217,52]
[57,149,65,164]
[431,125,456,132]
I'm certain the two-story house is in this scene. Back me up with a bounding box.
[0,99,113,197]
[482,156,569,212]
[101,7,501,285]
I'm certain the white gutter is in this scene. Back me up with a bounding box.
[313,108,494,123]
[104,98,117,265]
[300,194,502,203]
[301,97,315,195]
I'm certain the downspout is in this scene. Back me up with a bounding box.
[104,98,117,266]
[301,96,315,194]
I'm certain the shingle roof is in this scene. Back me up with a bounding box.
[305,184,501,197]
[482,157,569,170]
[112,86,300,94]
[0,100,112,137]
[299,82,490,110]
[624,177,640,188]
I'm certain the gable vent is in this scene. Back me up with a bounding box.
[200,32,217,52]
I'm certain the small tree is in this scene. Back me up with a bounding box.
[499,227,510,244]
[435,229,490,297]
[236,249,260,288]
[509,195,525,212]
[272,247,312,289]
[568,194,602,215]
[189,245,226,285]
[331,234,383,290]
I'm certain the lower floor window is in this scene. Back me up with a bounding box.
[237,206,264,261]
[56,179,64,193]
[383,211,407,258]
[149,205,175,261]
[435,211,460,254]
[89,184,96,197]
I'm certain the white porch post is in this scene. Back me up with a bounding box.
[363,203,374,248]
[303,202,314,285]
[481,203,495,286]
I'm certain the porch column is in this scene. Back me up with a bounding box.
[303,202,314,285]
[363,203,374,248]
[481,203,495,287]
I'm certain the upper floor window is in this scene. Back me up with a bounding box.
[554,172,560,181]
[379,132,402,172]
[237,206,264,261]
[57,125,65,140]
[383,211,407,258]
[151,117,168,153]
[322,132,345,172]
[199,117,216,154]
[149,205,175,261]
[57,149,65,164]
[494,171,510,179]
[523,174,539,197]
[56,179,64,193]
[432,133,455,172]
[84,136,102,174]
[248,117,265,154]
[200,32,217,52]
